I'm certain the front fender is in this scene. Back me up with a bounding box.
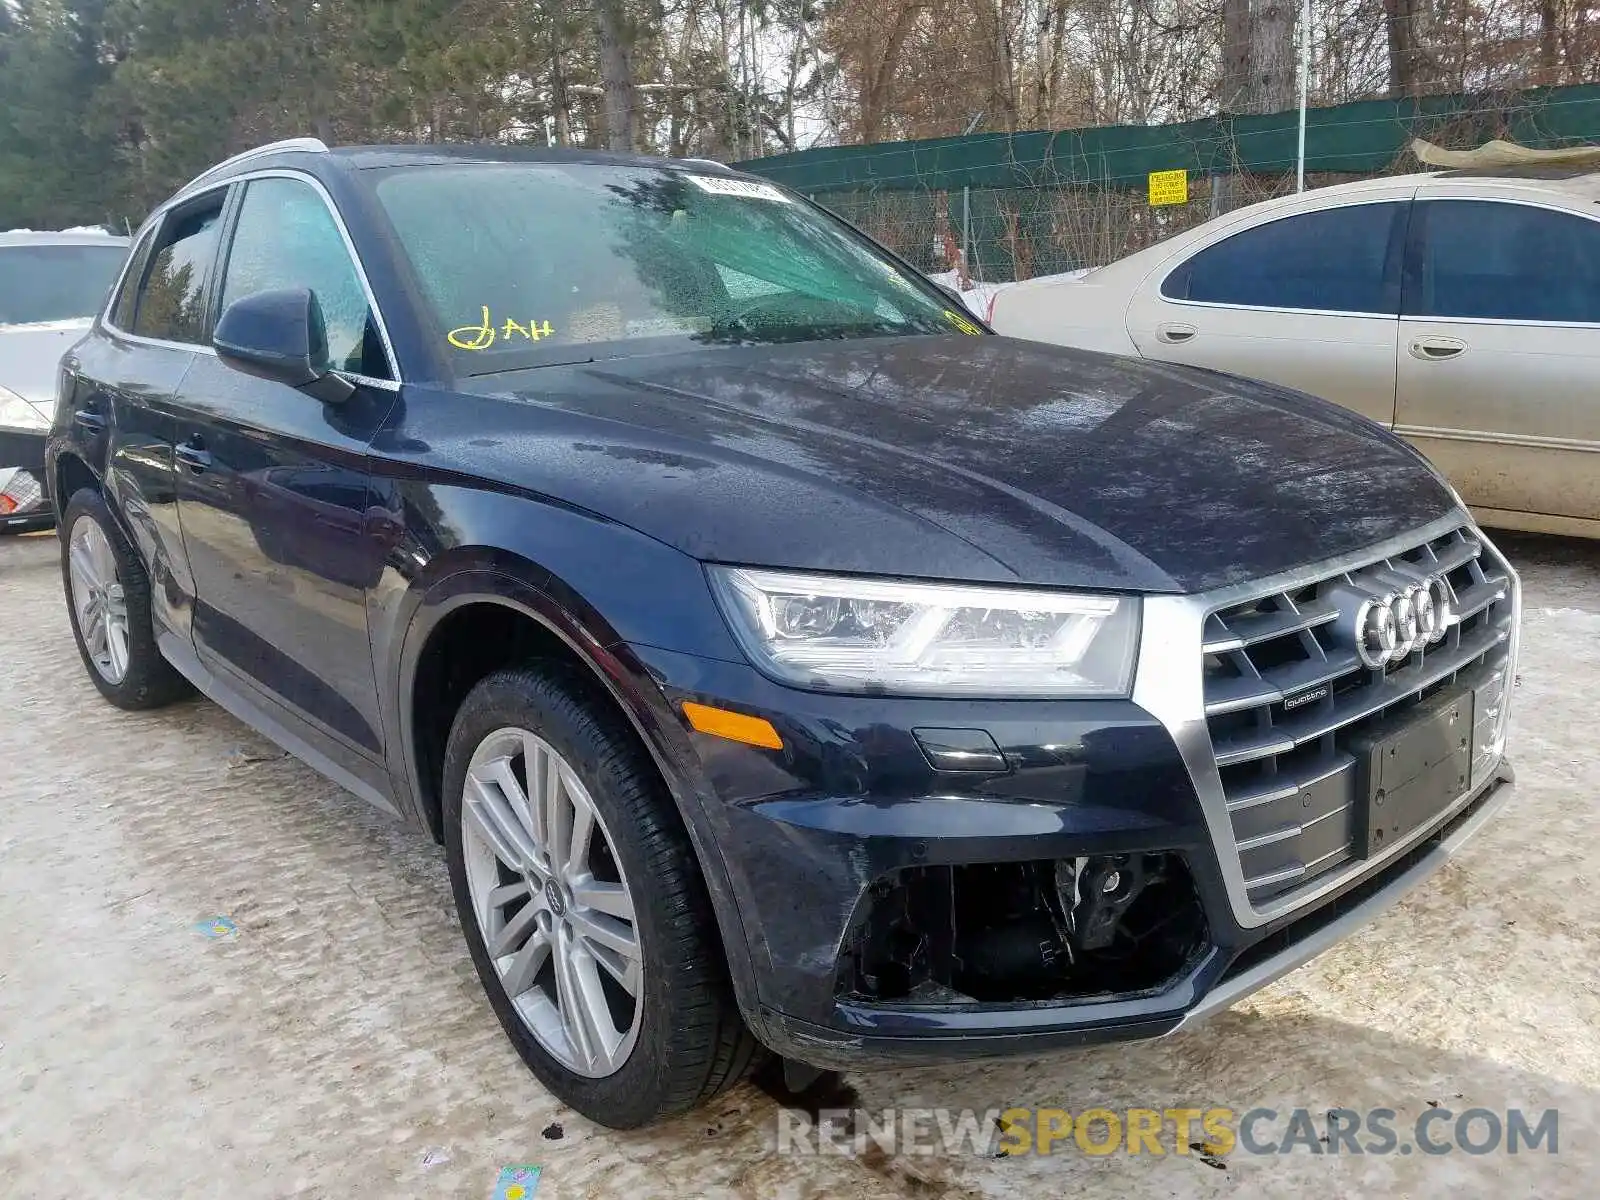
[372,480,766,1023]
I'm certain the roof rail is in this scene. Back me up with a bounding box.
[180,137,329,193]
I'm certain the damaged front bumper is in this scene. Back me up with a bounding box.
[758,764,1513,1069]
[640,516,1520,1069]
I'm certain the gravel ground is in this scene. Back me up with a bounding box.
[1,527,1597,1199]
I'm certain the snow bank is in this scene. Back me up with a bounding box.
[927,268,1092,323]
[2,226,116,236]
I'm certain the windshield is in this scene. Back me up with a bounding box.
[0,243,127,326]
[372,163,982,371]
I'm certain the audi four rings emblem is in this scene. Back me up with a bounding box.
[1355,576,1452,667]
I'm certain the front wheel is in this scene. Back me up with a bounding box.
[442,665,760,1128]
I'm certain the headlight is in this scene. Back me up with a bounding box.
[0,384,49,432]
[707,566,1140,697]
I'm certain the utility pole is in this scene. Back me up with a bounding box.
[1296,0,1311,191]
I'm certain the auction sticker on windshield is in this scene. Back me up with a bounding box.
[685,175,791,202]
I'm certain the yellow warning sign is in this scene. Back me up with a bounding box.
[1148,169,1189,207]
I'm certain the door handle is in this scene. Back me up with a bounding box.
[1156,322,1197,344]
[72,409,106,434]
[1408,336,1467,361]
[175,439,212,473]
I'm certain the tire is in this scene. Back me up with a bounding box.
[59,487,193,710]
[443,665,761,1128]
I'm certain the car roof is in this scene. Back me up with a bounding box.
[1299,165,1600,202]
[330,144,739,173]
[0,230,129,248]
[174,137,744,200]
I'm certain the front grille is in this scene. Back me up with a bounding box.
[1220,779,1502,984]
[1202,526,1514,907]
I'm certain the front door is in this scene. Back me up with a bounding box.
[174,174,398,771]
[1126,199,1411,427]
[1396,195,1600,526]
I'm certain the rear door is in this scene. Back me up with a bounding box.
[1126,199,1411,426]
[172,172,399,783]
[63,189,230,649]
[1396,194,1600,526]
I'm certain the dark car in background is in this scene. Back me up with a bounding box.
[1,230,129,532]
[47,139,1518,1129]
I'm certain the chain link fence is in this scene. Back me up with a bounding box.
[750,85,1600,283]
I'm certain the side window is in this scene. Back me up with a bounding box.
[132,196,226,344]
[218,177,390,379]
[1162,202,1405,315]
[1412,200,1600,324]
[109,228,156,329]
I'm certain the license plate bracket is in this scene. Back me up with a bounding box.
[1349,686,1475,858]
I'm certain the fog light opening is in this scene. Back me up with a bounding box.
[840,852,1206,1006]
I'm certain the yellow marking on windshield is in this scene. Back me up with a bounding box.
[448,306,556,350]
[879,262,920,293]
[943,308,983,335]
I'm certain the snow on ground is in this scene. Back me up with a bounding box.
[1,530,1596,1197]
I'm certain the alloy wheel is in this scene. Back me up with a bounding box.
[67,514,130,685]
[460,727,644,1077]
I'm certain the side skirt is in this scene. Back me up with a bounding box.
[157,630,402,818]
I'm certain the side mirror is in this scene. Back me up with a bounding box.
[932,281,968,309]
[212,287,354,405]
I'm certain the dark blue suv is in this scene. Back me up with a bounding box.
[48,139,1519,1128]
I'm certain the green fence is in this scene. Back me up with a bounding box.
[739,84,1600,281]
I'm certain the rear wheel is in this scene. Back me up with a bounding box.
[60,488,192,710]
[442,665,760,1128]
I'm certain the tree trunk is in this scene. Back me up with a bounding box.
[1036,0,1071,126]
[550,16,572,146]
[593,0,638,152]
[1249,0,1295,113]
[1220,0,1295,113]
[667,2,701,156]
[1538,0,1560,84]
[1384,0,1427,97]
[1216,0,1294,213]
[1220,0,1250,112]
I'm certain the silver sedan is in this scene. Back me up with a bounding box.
[991,167,1600,539]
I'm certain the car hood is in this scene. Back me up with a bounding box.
[453,335,1459,594]
[0,319,88,414]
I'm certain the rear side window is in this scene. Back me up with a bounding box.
[217,176,390,379]
[132,196,226,344]
[109,228,157,330]
[1411,200,1600,324]
[1163,202,1406,315]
